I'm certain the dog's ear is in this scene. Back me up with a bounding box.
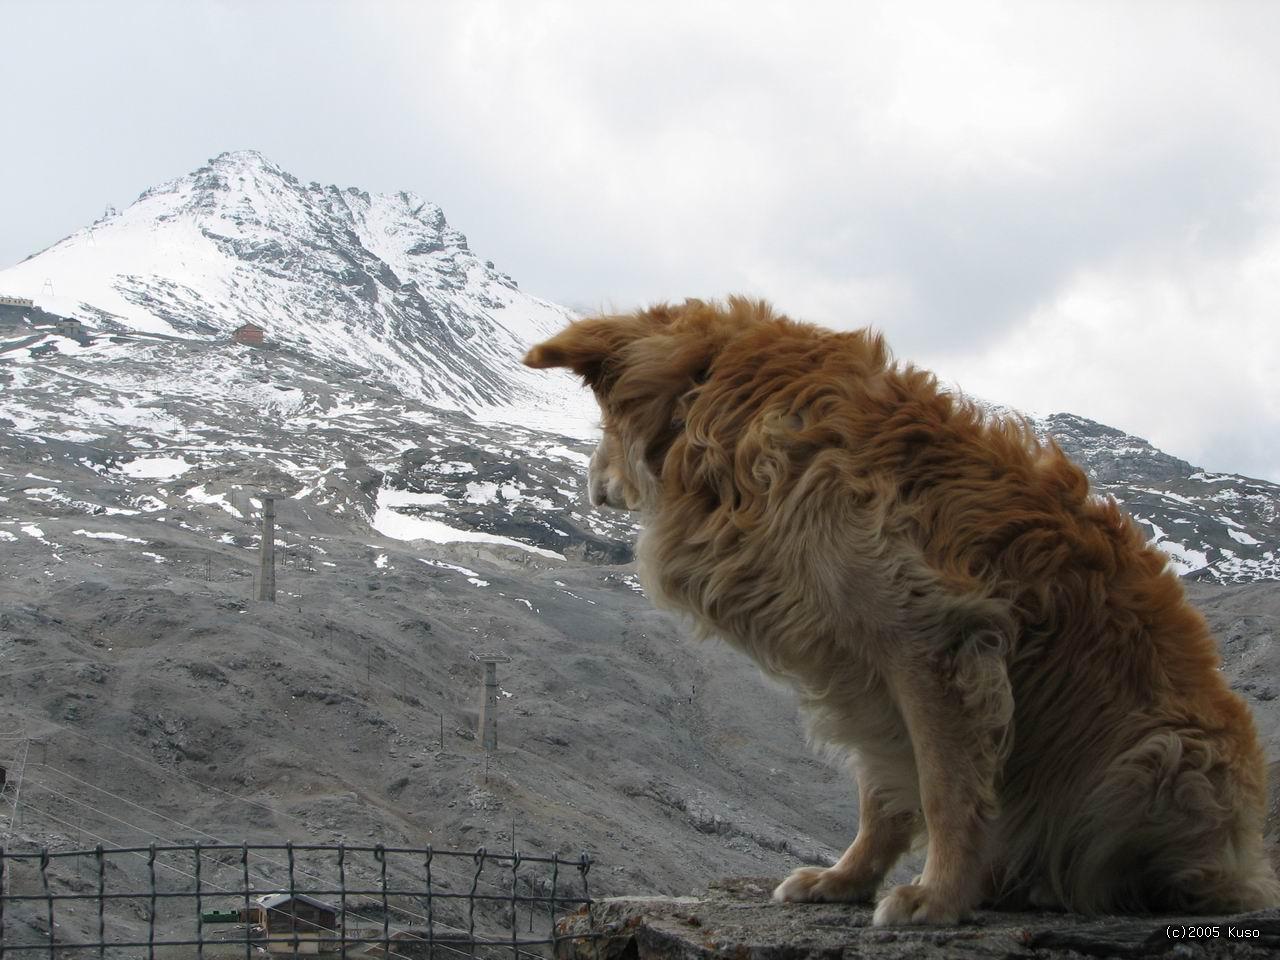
[523,315,655,389]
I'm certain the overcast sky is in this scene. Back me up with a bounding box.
[3,0,1279,480]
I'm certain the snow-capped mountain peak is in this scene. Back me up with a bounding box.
[1,150,580,423]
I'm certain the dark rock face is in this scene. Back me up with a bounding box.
[1036,412,1279,582]
[558,878,1280,960]
[1043,413,1196,484]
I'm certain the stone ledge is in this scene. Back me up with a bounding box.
[555,878,1280,960]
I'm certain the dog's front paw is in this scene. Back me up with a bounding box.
[872,884,967,926]
[772,866,876,903]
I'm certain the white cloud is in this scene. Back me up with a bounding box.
[945,219,1280,481]
[4,0,1280,478]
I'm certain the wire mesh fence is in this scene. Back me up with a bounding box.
[0,843,599,960]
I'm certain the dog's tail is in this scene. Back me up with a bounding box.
[1041,729,1278,914]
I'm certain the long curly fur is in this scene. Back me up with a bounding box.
[524,296,1279,925]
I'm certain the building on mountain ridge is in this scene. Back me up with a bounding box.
[0,295,35,331]
[55,318,89,344]
[232,322,267,346]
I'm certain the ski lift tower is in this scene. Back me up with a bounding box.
[257,492,284,602]
[471,653,512,752]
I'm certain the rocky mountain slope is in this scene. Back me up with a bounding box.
[1036,412,1280,581]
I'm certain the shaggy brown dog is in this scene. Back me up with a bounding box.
[524,297,1279,925]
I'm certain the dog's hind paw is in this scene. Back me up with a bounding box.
[872,884,967,926]
[772,866,877,903]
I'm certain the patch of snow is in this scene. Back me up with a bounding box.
[379,487,448,508]
[433,461,474,475]
[1133,512,1210,574]
[1133,514,1165,542]
[474,392,600,442]
[75,398,188,435]
[184,484,244,518]
[420,558,482,577]
[465,481,500,504]
[417,558,489,587]
[72,529,148,543]
[121,456,192,479]
[559,588,597,605]
[1154,540,1210,576]
[372,487,563,559]
[543,445,591,466]
[1133,486,1196,507]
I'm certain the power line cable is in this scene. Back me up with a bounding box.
[34,721,547,899]
[35,759,517,901]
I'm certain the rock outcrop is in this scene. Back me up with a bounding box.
[556,878,1280,960]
